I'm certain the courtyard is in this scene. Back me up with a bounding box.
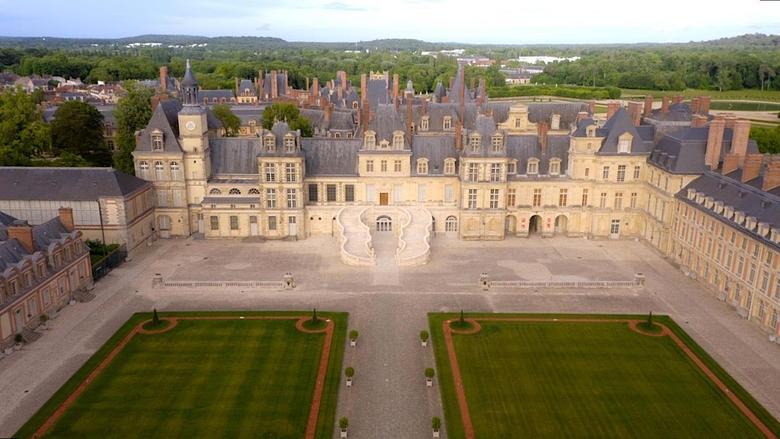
[0,234,778,438]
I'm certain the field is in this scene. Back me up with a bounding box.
[430,314,780,439]
[621,88,780,103]
[16,311,347,439]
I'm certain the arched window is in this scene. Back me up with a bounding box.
[491,134,503,152]
[527,158,539,175]
[417,159,428,175]
[248,188,260,195]
[445,216,458,232]
[154,161,165,180]
[392,132,404,149]
[469,134,481,152]
[151,130,163,151]
[420,116,429,131]
[284,134,296,152]
[209,188,222,195]
[363,131,376,149]
[443,116,452,130]
[229,188,241,195]
[444,158,456,175]
[138,161,149,178]
[170,161,181,179]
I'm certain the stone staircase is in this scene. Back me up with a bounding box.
[336,206,376,266]
[396,207,433,266]
[21,327,41,343]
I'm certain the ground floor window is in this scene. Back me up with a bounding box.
[377,215,392,232]
[345,185,355,202]
[210,216,219,231]
[610,219,620,235]
[230,216,239,230]
[268,216,277,231]
[445,216,458,232]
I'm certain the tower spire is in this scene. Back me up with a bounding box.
[181,59,199,105]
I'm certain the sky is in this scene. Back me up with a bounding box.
[0,0,778,44]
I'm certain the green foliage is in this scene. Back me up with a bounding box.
[212,104,241,137]
[339,417,349,430]
[432,417,441,430]
[344,367,354,378]
[349,329,359,340]
[86,239,120,256]
[490,84,619,100]
[263,103,313,137]
[751,126,780,154]
[0,87,50,165]
[51,101,109,166]
[425,367,435,379]
[113,83,153,174]
[420,330,429,342]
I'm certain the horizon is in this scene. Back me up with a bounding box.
[0,0,779,45]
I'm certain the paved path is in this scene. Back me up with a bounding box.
[0,236,778,438]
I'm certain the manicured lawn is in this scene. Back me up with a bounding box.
[430,313,780,439]
[17,311,347,439]
[620,88,780,102]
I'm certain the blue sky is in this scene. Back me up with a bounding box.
[0,0,778,44]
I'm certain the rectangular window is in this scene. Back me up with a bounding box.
[230,215,239,230]
[617,165,626,182]
[610,219,620,235]
[633,165,641,179]
[584,167,590,177]
[264,163,276,182]
[366,160,374,172]
[308,184,319,203]
[468,163,479,182]
[490,163,501,182]
[418,184,427,203]
[285,163,297,182]
[266,189,276,208]
[345,185,355,202]
[602,166,610,180]
[599,192,607,208]
[286,189,297,208]
[393,184,402,203]
[268,216,277,230]
[507,188,516,207]
[581,189,589,206]
[533,188,542,207]
[366,184,376,203]
[210,216,219,231]
[489,189,500,209]
[507,162,516,174]
[394,160,402,172]
[445,185,454,203]
[630,192,637,209]
[559,188,568,207]
[327,184,337,202]
[381,160,388,172]
[614,192,623,209]
[467,189,478,209]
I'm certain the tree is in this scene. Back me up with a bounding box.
[113,83,153,174]
[759,65,776,91]
[262,103,313,137]
[212,104,241,136]
[51,101,109,166]
[0,87,50,165]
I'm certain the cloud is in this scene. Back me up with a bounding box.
[321,1,366,11]
[256,23,271,31]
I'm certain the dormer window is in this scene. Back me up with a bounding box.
[151,130,163,151]
[549,158,561,175]
[491,134,503,152]
[617,133,632,154]
[379,140,390,149]
[586,125,596,137]
[527,158,539,175]
[420,116,429,131]
[393,131,404,149]
[352,101,359,109]
[364,131,376,149]
[284,134,296,152]
[417,159,429,175]
[469,134,481,152]
[264,134,276,152]
[508,160,517,174]
[443,116,452,130]
[444,158,456,175]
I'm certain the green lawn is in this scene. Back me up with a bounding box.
[620,88,780,103]
[430,313,780,439]
[17,311,347,439]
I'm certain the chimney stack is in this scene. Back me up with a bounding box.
[324,103,333,125]
[762,157,780,192]
[731,119,751,165]
[257,71,264,99]
[392,73,399,104]
[699,96,711,115]
[691,97,700,115]
[406,97,414,137]
[576,111,589,123]
[661,96,670,113]
[673,95,683,104]
[538,121,549,153]
[339,71,347,89]
[643,95,653,117]
[58,207,75,232]
[360,74,367,102]
[628,101,643,126]
[705,117,725,169]
[588,101,595,115]
[691,114,708,128]
[741,153,763,183]
[8,220,34,254]
[722,153,740,175]
[606,102,620,120]
[422,98,428,115]
[455,121,463,150]
[159,66,168,92]
[270,70,278,99]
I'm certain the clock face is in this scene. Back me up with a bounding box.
[185,121,196,131]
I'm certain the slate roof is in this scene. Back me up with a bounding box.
[0,212,76,271]
[238,79,256,94]
[487,102,589,130]
[302,138,361,176]
[366,78,390,107]
[411,135,459,176]
[210,138,263,175]
[649,102,693,122]
[368,105,406,141]
[136,100,182,152]
[648,125,758,174]
[0,167,150,201]
[198,89,235,102]
[597,109,654,155]
[506,135,570,177]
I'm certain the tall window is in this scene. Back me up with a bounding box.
[268,216,277,230]
[610,219,620,234]
[154,161,165,180]
[614,192,623,209]
[445,185,454,203]
[264,163,276,182]
[527,159,539,175]
[266,189,276,208]
[617,165,626,182]
[327,184,337,202]
[468,163,479,182]
[284,163,297,182]
[417,160,428,175]
[210,216,219,230]
[507,161,516,174]
[420,117,429,131]
[549,159,560,175]
[491,135,503,152]
[286,189,297,208]
[490,163,501,182]
[633,165,641,179]
[507,189,516,207]
[489,189,500,209]
[366,160,374,172]
[469,134,480,152]
[581,189,589,206]
[308,184,319,203]
[363,132,376,149]
[393,133,404,149]
[445,216,458,232]
[443,116,452,130]
[630,192,638,208]
[379,160,387,172]
[264,135,276,151]
[467,189,478,209]
[533,188,542,207]
[345,185,355,202]
[559,188,568,207]
[584,167,590,177]
[138,161,149,178]
[599,192,607,208]
[618,137,631,153]
[151,132,163,151]
[170,162,181,179]
[394,160,402,172]
[284,135,295,152]
[230,216,239,230]
[602,166,610,180]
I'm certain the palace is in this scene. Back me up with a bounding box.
[132,61,780,336]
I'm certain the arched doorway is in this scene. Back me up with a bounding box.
[529,215,542,235]
[504,215,517,236]
[554,215,568,235]
[376,215,392,232]
[445,216,458,233]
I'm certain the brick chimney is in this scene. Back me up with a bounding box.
[763,157,780,191]
[731,119,751,165]
[741,153,763,183]
[691,97,700,115]
[673,95,683,104]
[643,95,653,117]
[724,114,737,130]
[661,96,670,113]
[722,153,740,175]
[312,77,319,95]
[159,66,168,92]
[699,96,711,115]
[422,98,428,116]
[576,111,589,123]
[324,103,332,126]
[270,70,278,99]
[257,71,264,99]
[705,117,725,169]
[606,102,620,120]
[588,101,595,115]
[58,207,75,232]
[691,114,708,128]
[628,101,643,126]
[338,70,347,89]
[406,97,414,137]
[7,220,34,254]
[455,121,463,150]
[360,74,367,101]
[538,121,549,154]
[392,73,399,104]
